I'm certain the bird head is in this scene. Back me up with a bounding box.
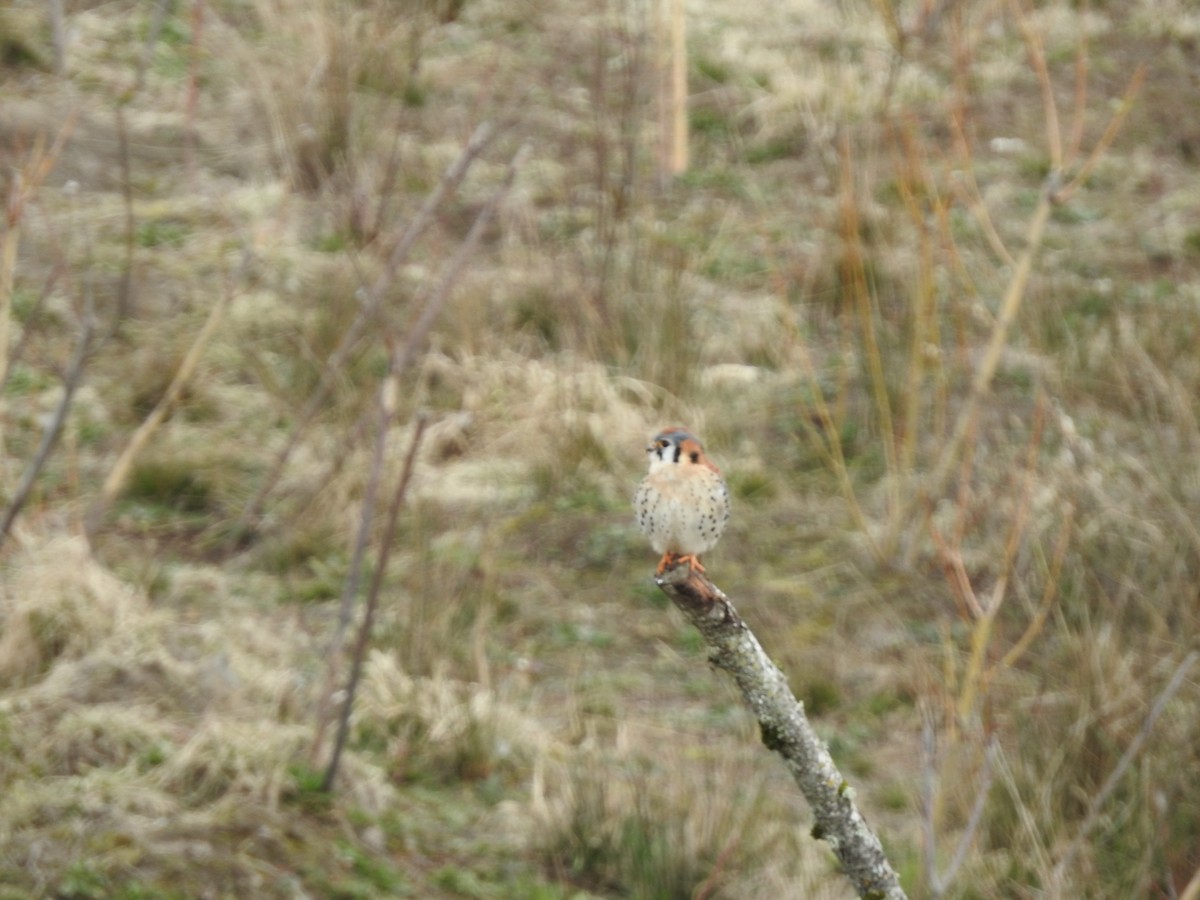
[645,427,712,472]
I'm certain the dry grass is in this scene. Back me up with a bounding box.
[1,0,1198,897]
[532,741,836,898]
[0,536,142,685]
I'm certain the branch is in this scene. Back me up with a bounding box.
[312,142,529,766]
[0,309,95,548]
[922,721,997,899]
[899,168,1060,566]
[84,253,243,538]
[321,408,428,791]
[655,565,908,900]
[390,141,530,376]
[235,120,499,535]
[1049,649,1199,889]
[1,117,76,454]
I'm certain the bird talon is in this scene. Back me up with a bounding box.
[655,553,705,575]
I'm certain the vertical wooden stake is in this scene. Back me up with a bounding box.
[657,0,688,184]
[670,0,688,175]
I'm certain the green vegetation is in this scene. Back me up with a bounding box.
[1,1,1198,898]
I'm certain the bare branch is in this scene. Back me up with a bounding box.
[3,262,65,385]
[321,409,428,792]
[391,142,530,375]
[992,505,1073,675]
[1050,650,1199,888]
[236,120,500,535]
[901,168,1059,566]
[655,565,908,900]
[1,117,77,455]
[930,737,997,897]
[0,310,95,548]
[84,254,244,538]
[311,142,529,763]
[921,713,939,890]
[1056,65,1146,204]
[308,392,397,765]
[1008,0,1062,169]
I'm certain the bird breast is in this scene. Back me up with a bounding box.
[635,463,730,555]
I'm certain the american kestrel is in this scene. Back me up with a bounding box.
[635,427,730,575]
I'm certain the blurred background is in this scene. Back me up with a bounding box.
[1,0,1198,897]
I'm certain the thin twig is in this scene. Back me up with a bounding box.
[184,0,206,190]
[1056,65,1146,204]
[932,737,997,897]
[840,135,900,522]
[311,143,529,760]
[900,168,1059,566]
[84,253,244,538]
[890,119,938,479]
[3,262,64,386]
[991,504,1072,676]
[2,119,77,457]
[993,743,1057,880]
[921,712,939,890]
[947,399,1048,724]
[1008,0,1062,169]
[308,391,400,764]
[321,410,428,791]
[0,309,95,548]
[928,519,982,621]
[393,143,530,374]
[236,120,499,534]
[115,102,137,327]
[947,169,1014,267]
[1050,651,1199,888]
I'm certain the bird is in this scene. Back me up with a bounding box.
[635,426,730,575]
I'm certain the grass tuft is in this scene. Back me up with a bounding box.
[0,538,144,686]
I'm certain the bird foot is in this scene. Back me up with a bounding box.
[656,553,705,575]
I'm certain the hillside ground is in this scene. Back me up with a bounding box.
[2,1,1199,897]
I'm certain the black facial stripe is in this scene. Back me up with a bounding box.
[672,443,681,463]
